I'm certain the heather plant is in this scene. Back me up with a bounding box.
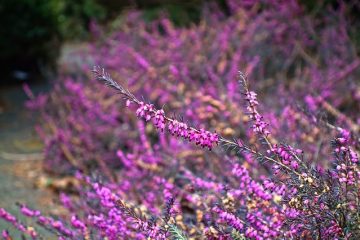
[27,0,359,176]
[2,68,359,239]
[2,0,360,239]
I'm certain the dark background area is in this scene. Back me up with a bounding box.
[0,0,359,85]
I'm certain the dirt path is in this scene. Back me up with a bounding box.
[0,43,85,236]
[0,83,56,236]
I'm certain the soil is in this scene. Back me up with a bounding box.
[0,43,85,237]
[0,82,60,237]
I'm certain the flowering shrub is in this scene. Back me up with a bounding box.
[2,0,360,239]
[24,0,360,176]
[3,67,360,239]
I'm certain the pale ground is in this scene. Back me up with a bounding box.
[0,43,86,237]
[0,82,56,237]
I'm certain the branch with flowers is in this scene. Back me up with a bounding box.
[93,66,360,239]
[1,65,359,239]
[93,66,220,151]
[93,66,306,178]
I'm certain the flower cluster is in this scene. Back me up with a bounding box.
[19,204,75,238]
[268,144,302,170]
[213,206,244,231]
[136,102,155,121]
[0,208,38,239]
[332,130,359,185]
[244,89,270,136]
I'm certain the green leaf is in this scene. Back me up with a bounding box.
[168,224,188,240]
[231,229,247,240]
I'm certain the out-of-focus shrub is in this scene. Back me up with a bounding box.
[30,0,359,176]
[0,0,108,82]
[0,0,61,82]
[57,0,106,40]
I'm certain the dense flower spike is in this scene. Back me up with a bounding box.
[154,109,166,131]
[332,130,360,186]
[136,102,154,121]
[213,206,244,232]
[0,208,38,239]
[243,88,270,136]
[267,144,303,170]
[94,66,219,150]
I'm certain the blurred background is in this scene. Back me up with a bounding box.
[1,0,359,84]
[0,0,359,236]
[0,0,230,220]
[0,0,207,83]
[1,0,218,229]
